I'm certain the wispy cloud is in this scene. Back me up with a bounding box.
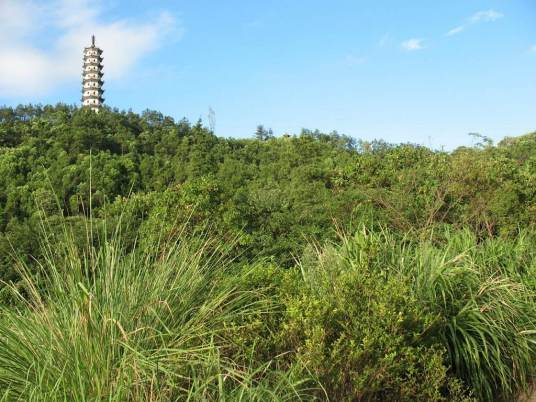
[446,26,465,36]
[0,0,182,97]
[530,45,536,53]
[401,38,424,51]
[470,10,503,23]
[446,9,503,36]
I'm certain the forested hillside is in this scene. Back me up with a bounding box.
[2,104,535,277]
[1,104,536,401]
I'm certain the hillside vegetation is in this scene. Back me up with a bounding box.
[1,104,536,401]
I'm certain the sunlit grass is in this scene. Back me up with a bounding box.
[1,218,535,401]
[0,223,314,401]
[337,227,536,401]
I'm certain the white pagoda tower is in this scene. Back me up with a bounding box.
[82,35,104,111]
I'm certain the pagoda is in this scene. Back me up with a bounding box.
[82,35,104,111]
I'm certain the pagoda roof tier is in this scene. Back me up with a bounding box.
[82,85,104,90]
[83,55,103,61]
[81,98,105,103]
[83,62,103,68]
[82,76,104,81]
[82,87,104,91]
[82,79,104,84]
[83,58,103,64]
[83,47,103,53]
[83,71,103,76]
[82,52,103,58]
[82,88,105,93]
[82,72,103,76]
[82,92,104,97]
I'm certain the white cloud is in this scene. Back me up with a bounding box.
[470,9,503,23]
[0,0,182,97]
[401,38,424,51]
[446,9,503,37]
[446,26,465,37]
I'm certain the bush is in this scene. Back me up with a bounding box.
[266,228,536,401]
[274,233,472,401]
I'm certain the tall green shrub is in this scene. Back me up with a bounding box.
[275,232,472,401]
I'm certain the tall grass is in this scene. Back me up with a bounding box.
[338,228,536,401]
[0,223,314,401]
[2,216,535,401]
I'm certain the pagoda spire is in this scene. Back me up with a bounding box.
[82,35,104,112]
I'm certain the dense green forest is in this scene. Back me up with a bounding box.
[1,104,536,401]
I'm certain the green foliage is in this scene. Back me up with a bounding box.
[2,105,536,277]
[298,228,536,401]
[0,223,315,401]
[2,104,536,400]
[402,229,536,401]
[230,228,536,401]
[273,232,473,401]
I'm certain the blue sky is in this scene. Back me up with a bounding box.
[0,0,535,149]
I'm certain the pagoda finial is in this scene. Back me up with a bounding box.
[92,35,95,46]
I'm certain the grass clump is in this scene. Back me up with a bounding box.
[0,226,314,401]
[405,229,536,401]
